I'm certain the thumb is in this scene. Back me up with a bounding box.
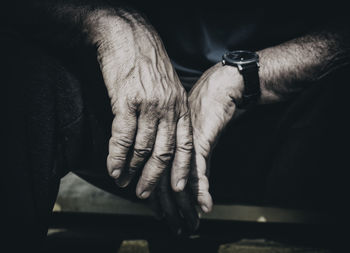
[191,146,213,213]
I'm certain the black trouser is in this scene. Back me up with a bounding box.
[4,31,350,249]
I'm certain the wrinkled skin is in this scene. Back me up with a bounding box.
[7,0,348,239]
[188,63,244,212]
[93,13,193,198]
[89,12,198,233]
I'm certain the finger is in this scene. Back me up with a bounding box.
[174,189,200,233]
[107,107,137,179]
[115,112,158,187]
[191,151,213,213]
[158,170,183,235]
[171,112,193,192]
[148,191,163,220]
[136,116,176,199]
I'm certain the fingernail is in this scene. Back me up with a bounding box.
[140,191,151,199]
[111,170,121,179]
[115,179,129,188]
[176,179,186,191]
[201,204,209,213]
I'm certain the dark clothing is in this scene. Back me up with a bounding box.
[131,2,348,89]
[3,2,350,250]
[4,27,350,248]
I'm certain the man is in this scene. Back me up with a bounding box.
[4,0,350,251]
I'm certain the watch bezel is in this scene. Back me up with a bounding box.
[222,50,259,66]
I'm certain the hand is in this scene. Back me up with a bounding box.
[188,62,244,212]
[94,12,192,198]
[149,169,199,235]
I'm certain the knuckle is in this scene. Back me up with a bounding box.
[110,136,133,149]
[197,187,210,197]
[141,174,159,186]
[108,154,126,166]
[126,96,141,110]
[134,147,152,158]
[189,175,208,190]
[198,176,209,189]
[147,97,160,107]
[195,141,210,157]
[113,95,138,114]
[177,141,193,153]
[197,190,207,197]
[108,154,126,162]
[153,151,174,165]
[129,158,143,170]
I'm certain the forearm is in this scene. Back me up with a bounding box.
[5,0,147,50]
[257,29,350,104]
[5,0,166,85]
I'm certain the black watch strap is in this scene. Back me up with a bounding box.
[238,62,260,109]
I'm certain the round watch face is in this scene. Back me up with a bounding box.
[223,50,259,65]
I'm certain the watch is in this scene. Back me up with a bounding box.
[222,50,260,108]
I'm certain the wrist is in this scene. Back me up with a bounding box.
[84,9,134,48]
[221,50,260,108]
[221,64,245,103]
[85,8,153,48]
[85,8,159,73]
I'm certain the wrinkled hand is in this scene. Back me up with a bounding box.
[95,14,192,198]
[149,169,199,235]
[188,62,244,212]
